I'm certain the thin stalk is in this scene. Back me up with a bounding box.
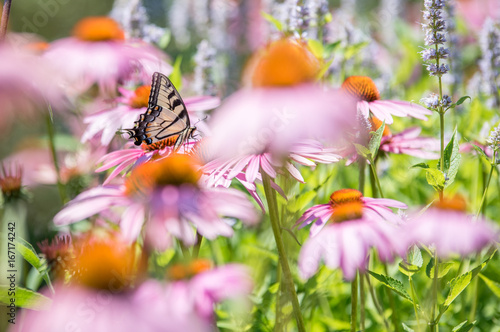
[475,150,496,219]
[275,261,283,332]
[384,264,400,332]
[351,273,358,332]
[45,111,68,204]
[0,0,12,40]
[469,276,479,322]
[369,163,384,198]
[192,232,203,258]
[359,271,366,331]
[409,276,422,331]
[261,172,306,332]
[358,158,366,194]
[436,42,445,203]
[429,251,439,332]
[365,273,390,330]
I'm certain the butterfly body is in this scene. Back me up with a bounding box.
[127,72,195,150]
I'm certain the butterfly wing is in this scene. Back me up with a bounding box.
[127,72,194,148]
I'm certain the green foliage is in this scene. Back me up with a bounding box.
[368,270,413,303]
[399,246,423,277]
[437,129,461,187]
[169,56,183,91]
[0,286,51,310]
[16,237,53,292]
[425,259,455,279]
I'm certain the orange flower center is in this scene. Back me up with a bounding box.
[433,195,467,212]
[130,85,151,109]
[249,38,321,87]
[167,259,212,280]
[73,17,125,42]
[330,201,364,223]
[124,154,201,197]
[370,116,391,137]
[71,235,144,291]
[25,41,49,53]
[329,188,363,206]
[342,76,380,102]
[141,136,179,152]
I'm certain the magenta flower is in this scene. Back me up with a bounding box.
[295,188,407,237]
[44,16,171,96]
[379,127,440,159]
[0,45,65,132]
[82,84,219,146]
[342,76,432,124]
[54,155,259,249]
[297,197,401,280]
[400,198,498,258]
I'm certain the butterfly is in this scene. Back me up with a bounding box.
[126,72,196,150]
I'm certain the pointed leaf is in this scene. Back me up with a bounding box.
[425,168,445,191]
[479,274,500,298]
[307,39,324,59]
[438,129,461,187]
[452,320,476,332]
[455,96,471,106]
[169,56,183,92]
[316,58,334,80]
[324,40,341,56]
[0,286,51,310]
[368,270,413,303]
[368,120,385,157]
[261,12,283,31]
[17,237,44,270]
[426,259,455,279]
[411,163,430,169]
[471,143,489,161]
[399,246,423,277]
[353,143,371,160]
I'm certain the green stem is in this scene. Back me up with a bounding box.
[358,158,366,194]
[275,261,283,332]
[351,273,358,332]
[359,271,366,331]
[45,111,68,204]
[261,172,306,332]
[409,276,422,331]
[192,232,203,258]
[438,111,445,202]
[369,162,384,198]
[475,151,496,219]
[384,264,400,332]
[469,275,479,322]
[365,273,390,330]
[430,251,439,332]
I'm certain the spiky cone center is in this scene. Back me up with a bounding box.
[130,85,151,109]
[330,201,364,223]
[342,76,380,102]
[70,235,145,292]
[124,154,201,197]
[0,164,23,198]
[248,38,321,87]
[329,188,363,206]
[370,116,391,137]
[141,136,179,152]
[73,17,125,42]
[167,259,212,280]
[433,195,467,212]
[38,235,73,281]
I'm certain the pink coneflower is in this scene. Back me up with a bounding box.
[207,38,356,160]
[297,198,401,280]
[82,84,220,146]
[295,188,408,237]
[44,17,171,96]
[342,76,432,124]
[54,155,259,249]
[0,45,65,133]
[401,196,498,258]
[0,163,23,200]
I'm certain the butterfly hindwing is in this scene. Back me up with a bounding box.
[126,72,195,149]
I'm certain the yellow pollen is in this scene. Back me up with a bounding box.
[248,38,321,87]
[329,188,363,206]
[370,117,391,137]
[331,201,364,223]
[141,136,178,152]
[73,17,125,42]
[167,259,212,280]
[124,154,201,197]
[70,235,144,291]
[341,76,381,102]
[130,85,151,109]
[433,195,467,212]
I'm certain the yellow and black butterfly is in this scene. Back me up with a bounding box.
[126,72,195,150]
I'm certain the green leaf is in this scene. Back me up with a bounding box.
[470,143,489,161]
[455,96,471,106]
[368,270,413,303]
[479,273,500,298]
[402,323,415,332]
[307,39,324,59]
[157,29,171,49]
[437,128,461,187]
[399,246,423,277]
[0,286,51,310]
[353,143,371,160]
[261,11,283,31]
[287,191,316,213]
[411,163,430,169]
[324,40,341,56]
[169,56,183,92]
[442,250,496,309]
[16,237,53,292]
[452,320,476,332]
[344,41,369,60]
[368,120,385,158]
[426,259,455,279]
[316,58,333,80]
[425,168,446,191]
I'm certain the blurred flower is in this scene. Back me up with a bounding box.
[193,40,217,96]
[38,234,73,280]
[295,188,407,237]
[342,76,432,124]
[456,0,500,31]
[400,196,498,258]
[486,123,500,150]
[297,198,400,280]
[478,18,500,107]
[379,127,440,159]
[0,45,65,132]
[44,16,171,96]
[54,155,259,249]
[82,83,219,147]
[0,163,23,200]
